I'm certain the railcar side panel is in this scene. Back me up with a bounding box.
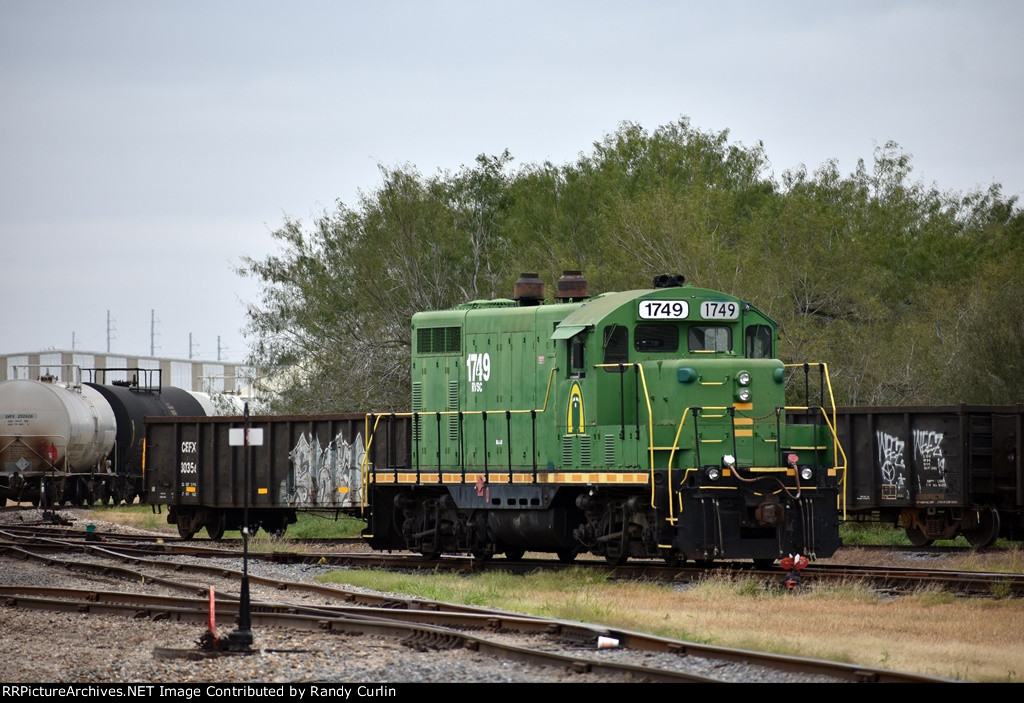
[816,405,1024,545]
[145,413,409,539]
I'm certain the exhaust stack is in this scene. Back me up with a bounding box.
[514,273,545,306]
[555,271,589,302]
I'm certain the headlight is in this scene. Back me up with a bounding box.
[736,388,752,402]
[705,466,721,481]
[799,466,814,481]
[737,371,751,386]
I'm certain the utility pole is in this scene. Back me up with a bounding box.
[150,310,160,357]
[106,311,117,353]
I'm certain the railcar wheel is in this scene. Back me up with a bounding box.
[471,550,493,562]
[177,522,196,540]
[260,515,287,538]
[964,507,1001,549]
[660,548,683,567]
[905,525,934,547]
[205,513,225,541]
[604,552,628,566]
[556,550,577,564]
[504,548,526,561]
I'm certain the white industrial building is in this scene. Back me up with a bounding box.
[1,349,256,397]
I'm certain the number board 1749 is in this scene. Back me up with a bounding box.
[700,301,739,320]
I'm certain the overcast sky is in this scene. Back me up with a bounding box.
[1,1,1021,363]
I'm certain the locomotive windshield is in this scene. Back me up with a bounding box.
[745,324,773,358]
[634,324,679,352]
[688,325,731,353]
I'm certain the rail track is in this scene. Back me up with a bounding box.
[2,524,1020,598]
[0,538,951,684]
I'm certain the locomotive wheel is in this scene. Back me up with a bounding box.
[556,549,577,564]
[964,507,1001,549]
[504,548,526,561]
[905,525,934,547]
[604,552,628,566]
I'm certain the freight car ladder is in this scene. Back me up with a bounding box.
[966,412,995,494]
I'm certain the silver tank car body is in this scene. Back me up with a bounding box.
[0,377,117,475]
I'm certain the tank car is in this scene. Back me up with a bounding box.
[0,367,208,506]
[360,272,845,565]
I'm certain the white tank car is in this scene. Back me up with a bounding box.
[0,377,117,475]
[187,390,250,416]
[185,390,217,416]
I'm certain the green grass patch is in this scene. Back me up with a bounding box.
[87,505,366,541]
[839,520,984,548]
[319,566,621,622]
[801,579,880,603]
[906,586,958,606]
[91,504,171,532]
[840,521,905,546]
[285,512,365,539]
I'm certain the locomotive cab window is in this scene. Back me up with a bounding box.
[569,333,586,377]
[634,324,679,353]
[603,325,629,370]
[745,325,773,359]
[688,325,731,353]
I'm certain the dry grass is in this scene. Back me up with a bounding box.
[328,568,1024,683]
[613,577,1024,682]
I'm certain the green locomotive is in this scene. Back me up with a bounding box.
[362,272,844,565]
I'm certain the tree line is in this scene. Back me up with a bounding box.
[238,117,1024,413]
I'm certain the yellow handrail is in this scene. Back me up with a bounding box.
[783,362,847,517]
[358,367,558,509]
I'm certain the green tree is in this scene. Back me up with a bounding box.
[239,119,1023,412]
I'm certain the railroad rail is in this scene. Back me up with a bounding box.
[3,526,1019,598]
[0,547,951,684]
